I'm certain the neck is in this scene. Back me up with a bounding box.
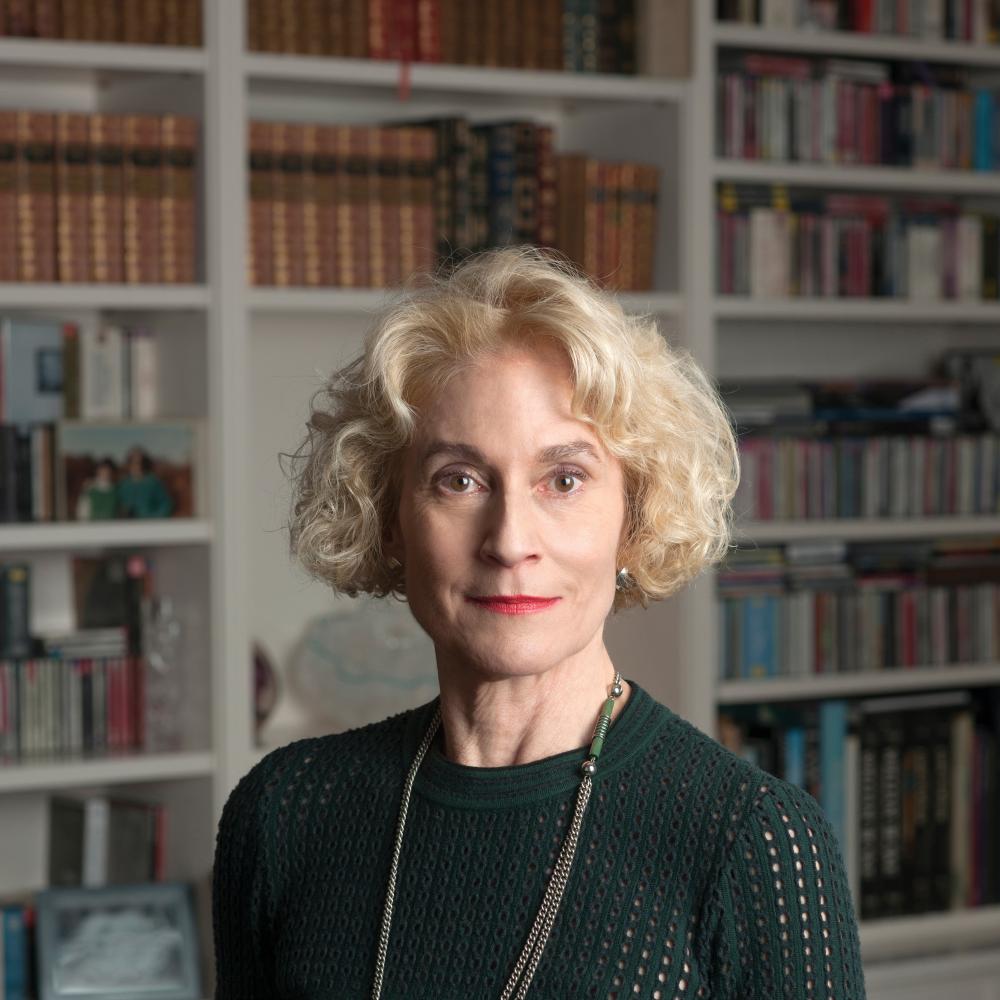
[433,646,631,768]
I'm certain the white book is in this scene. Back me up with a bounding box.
[763,0,796,29]
[128,328,159,419]
[83,796,110,887]
[907,224,942,300]
[81,323,125,420]
[923,0,944,38]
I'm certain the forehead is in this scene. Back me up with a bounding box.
[405,346,610,464]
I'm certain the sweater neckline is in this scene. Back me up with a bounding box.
[401,678,672,809]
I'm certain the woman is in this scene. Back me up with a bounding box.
[212,246,867,999]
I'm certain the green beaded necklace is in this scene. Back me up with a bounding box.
[370,669,626,1000]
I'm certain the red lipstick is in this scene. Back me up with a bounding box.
[466,595,560,615]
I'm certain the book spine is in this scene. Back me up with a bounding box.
[160,114,198,284]
[16,111,57,283]
[535,125,558,252]
[0,112,16,281]
[88,114,125,284]
[56,112,92,284]
[413,127,438,273]
[123,114,162,284]
[272,121,306,287]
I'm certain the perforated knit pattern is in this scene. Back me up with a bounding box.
[212,679,867,999]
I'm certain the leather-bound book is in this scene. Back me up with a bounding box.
[160,114,198,284]
[247,120,276,286]
[535,124,557,250]
[123,114,163,284]
[412,127,437,273]
[272,121,306,286]
[55,112,91,284]
[367,127,388,288]
[88,113,125,283]
[16,111,57,283]
[0,112,17,281]
[344,0,368,57]
[618,160,637,290]
[300,123,323,285]
[416,0,441,62]
[313,123,340,286]
[540,0,563,70]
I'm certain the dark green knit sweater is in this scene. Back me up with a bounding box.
[212,678,867,999]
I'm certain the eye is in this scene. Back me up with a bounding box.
[436,471,480,494]
[549,467,588,495]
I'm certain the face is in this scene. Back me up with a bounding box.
[385,343,627,682]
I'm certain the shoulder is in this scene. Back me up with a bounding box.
[220,700,430,827]
[644,701,842,874]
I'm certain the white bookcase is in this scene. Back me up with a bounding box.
[686,1,1000,989]
[1,2,998,995]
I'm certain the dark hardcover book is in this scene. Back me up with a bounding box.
[1,563,31,658]
[900,711,926,913]
[858,713,881,919]
[803,703,822,804]
[928,706,953,911]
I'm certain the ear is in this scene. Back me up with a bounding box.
[382,508,404,564]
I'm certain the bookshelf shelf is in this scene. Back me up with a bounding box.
[712,158,1000,194]
[243,53,688,106]
[247,287,684,316]
[714,297,1000,323]
[0,750,215,794]
[858,903,1000,964]
[712,22,1000,67]
[0,284,210,311]
[0,519,214,552]
[718,663,1000,705]
[735,517,1000,542]
[0,38,207,74]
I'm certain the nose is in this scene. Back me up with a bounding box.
[478,485,541,569]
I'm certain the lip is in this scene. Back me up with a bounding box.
[466,595,561,615]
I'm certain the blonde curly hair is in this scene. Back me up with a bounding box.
[284,245,739,612]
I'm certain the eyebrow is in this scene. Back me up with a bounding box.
[419,439,603,468]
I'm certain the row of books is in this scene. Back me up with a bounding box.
[49,794,166,886]
[248,118,659,291]
[0,654,145,760]
[1,555,146,660]
[246,0,689,77]
[717,53,1000,170]
[1,553,152,760]
[720,578,1000,677]
[1,318,160,427]
[718,687,1000,918]
[719,538,1000,677]
[0,110,198,285]
[0,791,170,1000]
[735,433,1000,519]
[717,0,1000,41]
[0,0,201,44]
[717,187,1000,300]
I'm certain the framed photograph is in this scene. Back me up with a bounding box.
[35,881,201,1000]
[56,420,205,521]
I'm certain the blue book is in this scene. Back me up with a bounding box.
[974,90,993,171]
[784,725,806,791]
[742,593,778,679]
[2,903,28,1000]
[820,700,849,854]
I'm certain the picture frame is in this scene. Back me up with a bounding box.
[34,881,201,1000]
[55,419,205,522]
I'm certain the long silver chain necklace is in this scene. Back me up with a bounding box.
[370,669,625,1000]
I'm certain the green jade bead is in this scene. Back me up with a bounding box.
[587,695,617,760]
